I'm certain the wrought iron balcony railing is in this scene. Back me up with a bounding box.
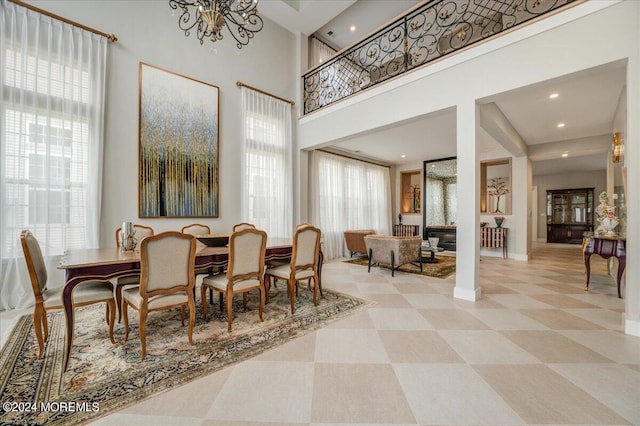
[302,0,577,115]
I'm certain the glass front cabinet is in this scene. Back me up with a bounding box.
[546,188,594,244]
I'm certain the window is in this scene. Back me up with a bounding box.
[241,89,292,238]
[311,150,391,259]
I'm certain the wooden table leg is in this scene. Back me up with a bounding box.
[616,256,626,298]
[584,252,592,292]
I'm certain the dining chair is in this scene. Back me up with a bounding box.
[113,224,155,322]
[181,223,211,237]
[20,230,115,359]
[265,225,321,314]
[232,222,256,232]
[201,228,267,332]
[122,231,196,361]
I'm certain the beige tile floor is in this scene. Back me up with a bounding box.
[2,243,639,425]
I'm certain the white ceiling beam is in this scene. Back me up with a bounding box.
[479,102,528,157]
[528,134,611,161]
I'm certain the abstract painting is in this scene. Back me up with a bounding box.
[139,62,219,217]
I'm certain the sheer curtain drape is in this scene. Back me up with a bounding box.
[0,0,107,310]
[309,37,337,68]
[240,87,292,238]
[310,151,391,260]
[425,178,445,226]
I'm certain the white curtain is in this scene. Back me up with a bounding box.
[0,0,107,310]
[240,87,293,238]
[425,178,445,226]
[310,151,391,259]
[309,37,337,69]
[446,182,457,225]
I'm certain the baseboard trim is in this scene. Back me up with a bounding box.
[625,318,640,337]
[453,286,482,302]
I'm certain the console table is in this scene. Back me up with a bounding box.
[480,227,508,259]
[583,234,626,298]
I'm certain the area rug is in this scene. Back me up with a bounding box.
[0,287,369,425]
[344,255,456,278]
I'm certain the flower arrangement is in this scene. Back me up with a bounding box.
[494,216,505,228]
[595,191,618,235]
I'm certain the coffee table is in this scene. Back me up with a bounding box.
[421,245,445,263]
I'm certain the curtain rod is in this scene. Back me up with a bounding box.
[9,0,118,42]
[236,81,295,106]
[317,148,391,168]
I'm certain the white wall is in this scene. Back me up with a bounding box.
[533,171,607,240]
[32,1,298,247]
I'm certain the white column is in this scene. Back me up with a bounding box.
[624,20,640,336]
[454,100,481,301]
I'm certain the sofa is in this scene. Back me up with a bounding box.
[363,235,422,277]
[424,226,456,251]
[344,229,376,257]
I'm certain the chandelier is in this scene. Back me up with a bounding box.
[169,0,263,49]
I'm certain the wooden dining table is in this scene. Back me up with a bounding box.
[57,237,314,371]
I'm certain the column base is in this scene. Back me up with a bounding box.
[625,318,640,337]
[453,286,482,302]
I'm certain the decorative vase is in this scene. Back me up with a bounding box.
[601,217,619,236]
[494,218,503,228]
[428,237,439,248]
[120,222,137,252]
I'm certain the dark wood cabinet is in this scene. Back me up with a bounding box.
[546,188,594,244]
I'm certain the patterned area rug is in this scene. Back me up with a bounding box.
[0,287,368,425]
[344,255,456,278]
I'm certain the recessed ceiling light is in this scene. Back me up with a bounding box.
[401,154,406,158]
[350,25,356,32]
[431,164,436,168]
[557,122,565,128]
[562,153,568,157]
[549,93,559,99]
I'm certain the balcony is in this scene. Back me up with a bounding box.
[302,0,578,115]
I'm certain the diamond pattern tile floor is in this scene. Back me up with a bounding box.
[2,243,638,425]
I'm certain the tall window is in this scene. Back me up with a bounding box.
[240,88,292,238]
[310,151,391,259]
[1,1,108,310]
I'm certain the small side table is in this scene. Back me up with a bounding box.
[480,227,508,259]
[583,233,626,298]
[421,245,444,263]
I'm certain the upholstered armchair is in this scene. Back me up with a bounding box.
[364,235,423,277]
[344,229,376,257]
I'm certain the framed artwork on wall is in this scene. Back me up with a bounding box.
[138,62,219,218]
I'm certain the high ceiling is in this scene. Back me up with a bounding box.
[260,1,626,175]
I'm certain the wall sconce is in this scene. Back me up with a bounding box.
[612,132,624,163]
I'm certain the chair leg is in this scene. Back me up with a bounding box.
[226,290,233,332]
[33,305,46,359]
[243,292,248,308]
[312,276,318,306]
[367,248,372,273]
[288,277,296,314]
[201,285,208,320]
[391,250,395,277]
[258,285,265,322]
[219,292,223,312]
[106,299,116,344]
[115,284,123,323]
[122,300,130,342]
[265,275,271,304]
[40,305,49,343]
[187,298,195,345]
[180,305,185,326]
[139,309,147,360]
